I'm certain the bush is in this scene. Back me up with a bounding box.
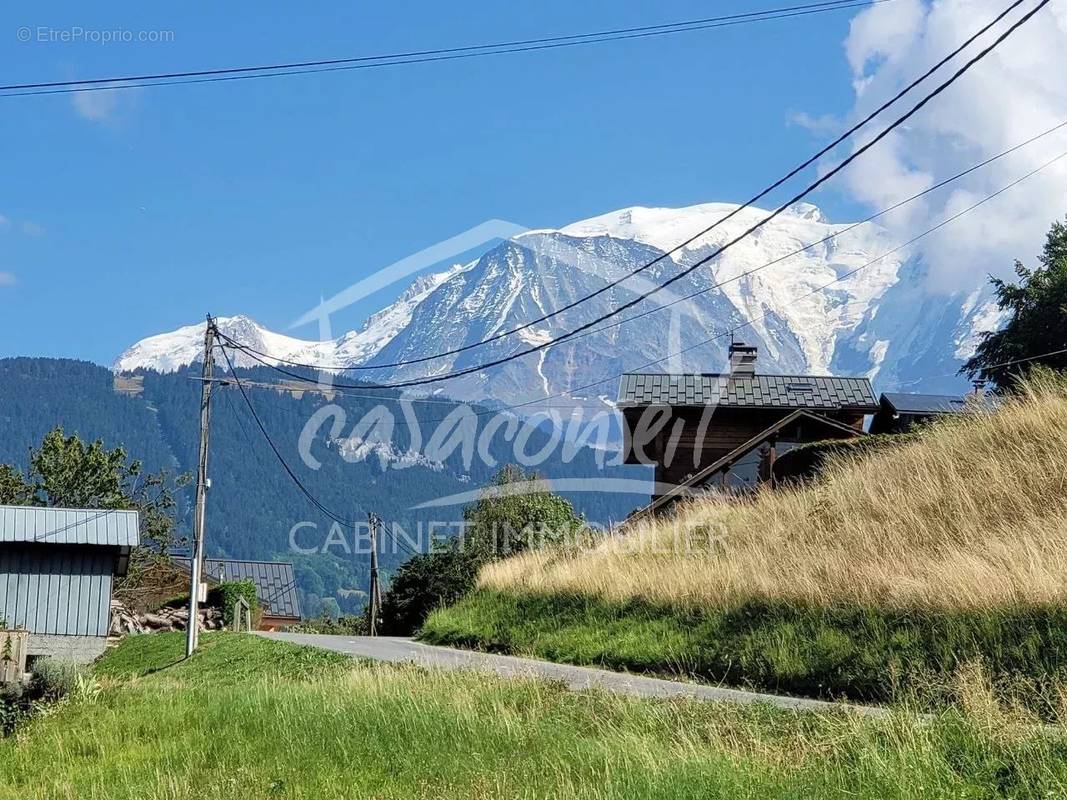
[378,466,585,635]
[208,580,260,627]
[379,550,480,636]
[0,682,28,736]
[29,658,82,701]
[289,615,366,635]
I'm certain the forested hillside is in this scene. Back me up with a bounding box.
[0,358,648,617]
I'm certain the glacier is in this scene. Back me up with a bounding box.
[114,201,1000,410]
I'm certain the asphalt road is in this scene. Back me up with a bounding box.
[260,632,882,715]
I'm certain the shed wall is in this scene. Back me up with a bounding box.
[0,544,116,638]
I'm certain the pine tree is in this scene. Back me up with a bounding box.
[963,216,1067,389]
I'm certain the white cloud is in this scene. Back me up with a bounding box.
[787,111,842,136]
[70,84,137,123]
[0,214,10,231]
[834,0,1067,292]
[0,272,16,287]
[20,221,45,237]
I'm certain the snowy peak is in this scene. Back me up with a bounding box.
[115,200,999,405]
[545,200,832,255]
[113,315,334,373]
[113,263,466,375]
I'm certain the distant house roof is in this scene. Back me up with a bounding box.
[173,557,301,620]
[880,392,997,415]
[618,373,879,412]
[0,505,140,547]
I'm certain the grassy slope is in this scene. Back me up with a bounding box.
[6,633,1067,799]
[426,592,1067,705]
[423,377,1067,705]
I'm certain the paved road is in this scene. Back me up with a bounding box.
[261,633,883,715]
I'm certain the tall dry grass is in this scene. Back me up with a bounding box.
[482,373,1067,611]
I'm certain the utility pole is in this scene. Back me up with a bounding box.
[186,315,217,657]
[367,512,381,636]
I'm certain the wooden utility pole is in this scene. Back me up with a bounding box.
[186,315,217,657]
[367,513,381,636]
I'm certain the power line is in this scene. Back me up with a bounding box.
[906,346,1067,382]
[215,337,354,528]
[377,516,421,558]
[227,146,1067,435]
[225,115,1067,382]
[210,150,1065,569]
[572,147,1067,397]
[220,0,1054,391]
[218,338,425,560]
[236,0,1030,374]
[1,2,881,99]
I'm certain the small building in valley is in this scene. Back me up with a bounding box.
[172,557,301,630]
[0,505,139,664]
[618,343,879,515]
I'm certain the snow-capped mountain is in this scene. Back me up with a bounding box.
[113,263,463,374]
[115,201,1000,407]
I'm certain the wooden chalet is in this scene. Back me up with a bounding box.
[619,343,879,516]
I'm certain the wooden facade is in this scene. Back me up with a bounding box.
[618,345,879,513]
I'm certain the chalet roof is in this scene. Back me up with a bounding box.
[172,557,301,620]
[617,373,879,412]
[880,392,997,415]
[0,505,140,547]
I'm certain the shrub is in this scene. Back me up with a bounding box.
[289,615,366,635]
[208,580,260,627]
[378,466,585,635]
[29,658,82,701]
[0,682,28,735]
[379,549,480,636]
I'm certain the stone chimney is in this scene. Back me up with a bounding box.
[728,341,758,377]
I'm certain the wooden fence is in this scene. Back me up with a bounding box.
[0,629,28,683]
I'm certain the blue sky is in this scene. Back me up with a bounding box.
[0,1,867,364]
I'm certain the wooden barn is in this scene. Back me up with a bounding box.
[0,505,139,665]
[619,343,879,515]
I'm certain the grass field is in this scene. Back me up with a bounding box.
[423,375,1067,707]
[5,633,1067,799]
[424,591,1067,707]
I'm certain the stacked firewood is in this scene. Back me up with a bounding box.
[108,599,224,640]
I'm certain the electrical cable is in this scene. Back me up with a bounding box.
[221,0,1051,389]
[1,1,882,99]
[232,0,1032,373]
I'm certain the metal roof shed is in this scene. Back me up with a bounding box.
[869,392,998,434]
[0,505,139,665]
[171,557,302,630]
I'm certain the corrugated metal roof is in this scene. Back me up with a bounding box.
[0,505,140,547]
[617,373,879,412]
[174,557,301,620]
[881,392,997,415]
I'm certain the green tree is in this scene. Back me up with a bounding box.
[963,216,1067,389]
[0,465,32,506]
[378,465,584,635]
[1,428,187,569]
